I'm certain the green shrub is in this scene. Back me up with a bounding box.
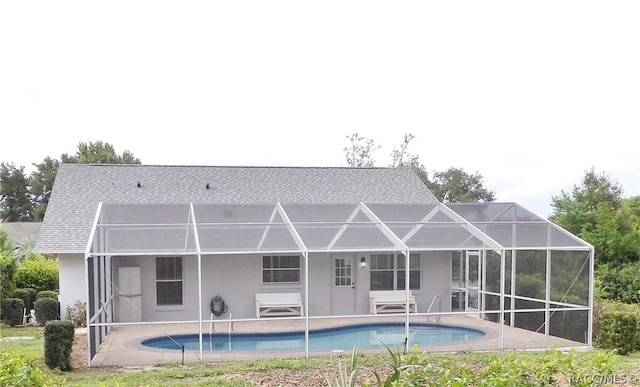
[34,298,59,326]
[0,351,64,386]
[382,346,616,386]
[0,252,18,301]
[65,300,87,328]
[36,290,58,301]
[593,302,640,341]
[0,227,14,252]
[25,288,37,309]
[44,320,75,371]
[595,310,640,355]
[1,298,25,326]
[16,256,59,293]
[596,262,640,303]
[11,288,32,312]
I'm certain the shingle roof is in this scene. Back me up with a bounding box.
[0,222,41,245]
[35,164,438,253]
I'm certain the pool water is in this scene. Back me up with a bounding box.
[141,323,484,352]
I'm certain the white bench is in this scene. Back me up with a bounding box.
[255,292,304,318]
[369,290,417,314]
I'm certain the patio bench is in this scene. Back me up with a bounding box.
[369,290,417,314]
[255,292,304,318]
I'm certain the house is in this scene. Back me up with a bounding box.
[35,163,594,365]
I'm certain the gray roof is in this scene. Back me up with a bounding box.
[1,222,41,245]
[35,164,438,253]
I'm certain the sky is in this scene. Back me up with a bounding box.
[1,1,639,219]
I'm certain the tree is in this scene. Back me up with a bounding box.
[426,167,496,203]
[550,167,623,236]
[61,140,141,164]
[29,157,59,221]
[0,227,14,253]
[1,141,142,223]
[549,167,639,267]
[343,133,380,167]
[342,133,495,202]
[16,256,59,292]
[389,133,428,184]
[0,162,33,222]
[580,202,640,266]
[0,251,18,301]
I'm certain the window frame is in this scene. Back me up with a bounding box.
[262,255,301,284]
[155,256,184,308]
[370,253,421,291]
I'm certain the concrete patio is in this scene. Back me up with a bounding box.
[89,314,589,367]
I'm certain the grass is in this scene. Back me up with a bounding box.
[2,324,640,386]
[0,325,44,358]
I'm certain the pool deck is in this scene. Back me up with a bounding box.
[90,315,589,367]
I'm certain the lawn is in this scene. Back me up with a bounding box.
[2,324,640,386]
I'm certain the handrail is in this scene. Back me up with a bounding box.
[426,294,441,323]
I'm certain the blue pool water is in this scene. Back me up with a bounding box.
[141,323,484,352]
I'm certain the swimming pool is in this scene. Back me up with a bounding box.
[141,323,484,352]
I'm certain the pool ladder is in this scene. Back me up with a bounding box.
[209,313,234,351]
[426,294,441,323]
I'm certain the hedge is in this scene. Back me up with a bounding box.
[11,288,32,312]
[36,290,58,301]
[34,298,59,326]
[1,298,25,326]
[44,320,75,371]
[595,309,640,355]
[15,256,58,293]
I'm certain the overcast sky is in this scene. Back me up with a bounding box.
[1,1,638,218]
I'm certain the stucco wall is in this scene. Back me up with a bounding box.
[414,251,452,313]
[106,251,454,322]
[58,253,86,319]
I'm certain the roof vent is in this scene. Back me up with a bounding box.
[137,182,141,188]
[206,183,210,189]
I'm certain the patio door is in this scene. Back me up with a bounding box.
[331,256,356,315]
[466,251,481,315]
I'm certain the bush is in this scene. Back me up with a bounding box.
[65,300,87,328]
[1,298,25,326]
[0,252,18,301]
[0,351,64,386]
[34,298,59,326]
[596,262,640,303]
[595,310,640,355]
[16,256,59,293]
[44,320,75,371]
[36,290,58,301]
[374,345,616,386]
[25,288,37,309]
[11,288,32,312]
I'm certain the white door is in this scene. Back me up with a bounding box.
[118,266,142,322]
[466,251,481,315]
[331,256,356,315]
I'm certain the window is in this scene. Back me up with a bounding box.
[370,253,420,291]
[334,257,353,286]
[263,255,301,283]
[156,257,183,306]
